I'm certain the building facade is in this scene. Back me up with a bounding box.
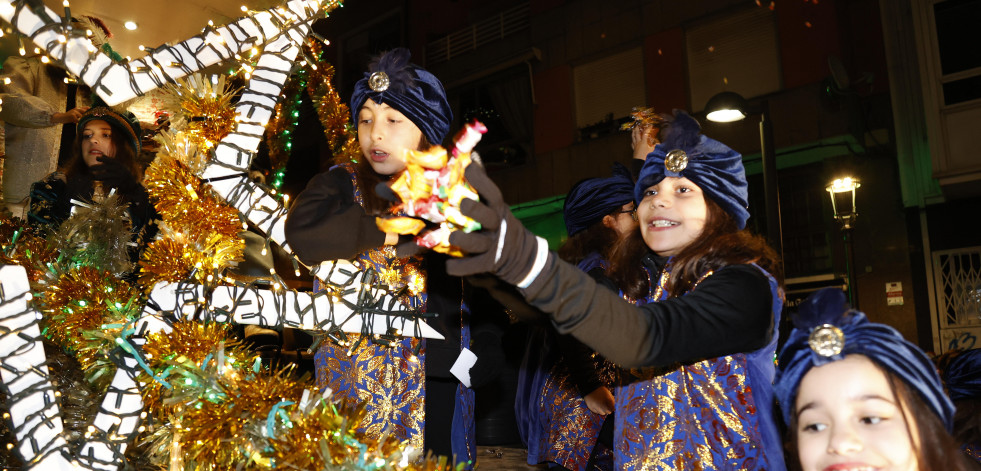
[308,0,981,353]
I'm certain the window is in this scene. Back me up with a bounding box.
[686,7,781,111]
[572,47,646,137]
[778,164,834,277]
[746,162,833,278]
[934,0,981,105]
[450,65,533,169]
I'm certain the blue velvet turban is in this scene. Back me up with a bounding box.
[563,162,635,236]
[634,110,750,229]
[350,48,453,146]
[941,348,981,402]
[774,288,955,431]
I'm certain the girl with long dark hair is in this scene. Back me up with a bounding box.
[447,111,787,470]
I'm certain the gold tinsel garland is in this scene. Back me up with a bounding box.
[33,265,142,372]
[144,152,244,239]
[265,38,360,174]
[158,74,241,150]
[305,40,360,164]
[139,228,245,286]
[265,71,303,172]
[140,149,245,287]
[0,215,57,283]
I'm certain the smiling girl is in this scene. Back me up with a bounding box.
[446,111,786,470]
[775,288,976,471]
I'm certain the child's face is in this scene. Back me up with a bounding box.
[357,99,424,176]
[795,355,918,471]
[81,119,117,167]
[635,177,707,256]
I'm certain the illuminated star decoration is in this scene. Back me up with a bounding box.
[0,1,444,469]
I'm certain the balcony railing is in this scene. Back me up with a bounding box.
[425,3,529,65]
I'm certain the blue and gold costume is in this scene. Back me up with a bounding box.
[521,255,616,471]
[614,262,782,470]
[286,47,478,466]
[519,166,636,471]
[459,111,788,470]
[311,162,474,462]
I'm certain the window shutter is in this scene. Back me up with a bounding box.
[573,47,646,128]
[687,8,781,111]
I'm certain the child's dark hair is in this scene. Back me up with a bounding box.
[557,215,620,266]
[608,196,782,299]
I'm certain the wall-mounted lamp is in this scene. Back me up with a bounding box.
[826,177,860,230]
[705,91,782,258]
[705,91,750,123]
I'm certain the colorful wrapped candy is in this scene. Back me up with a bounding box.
[376,121,487,256]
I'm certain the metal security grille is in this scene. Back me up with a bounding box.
[933,246,981,352]
[425,3,530,65]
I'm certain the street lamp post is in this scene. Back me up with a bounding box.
[827,177,861,308]
[704,92,783,259]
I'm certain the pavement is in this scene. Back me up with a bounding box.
[474,446,545,470]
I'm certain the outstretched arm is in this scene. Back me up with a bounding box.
[525,255,774,367]
[284,167,386,265]
[447,163,774,368]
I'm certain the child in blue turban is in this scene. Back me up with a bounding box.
[517,162,637,470]
[285,48,494,468]
[937,348,981,464]
[446,111,786,470]
[775,288,975,471]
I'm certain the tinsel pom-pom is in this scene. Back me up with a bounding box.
[153,130,212,176]
[50,192,136,276]
[144,154,244,239]
[158,74,241,149]
[139,227,244,287]
[138,322,246,425]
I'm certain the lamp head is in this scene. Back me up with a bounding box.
[705,91,749,123]
[826,177,861,230]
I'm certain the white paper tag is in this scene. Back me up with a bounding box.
[449,348,478,388]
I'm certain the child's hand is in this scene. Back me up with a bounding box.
[631,125,657,160]
[583,386,615,415]
[446,162,549,288]
[622,106,664,160]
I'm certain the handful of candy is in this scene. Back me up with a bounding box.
[376,121,488,256]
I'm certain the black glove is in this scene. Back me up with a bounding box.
[446,163,550,288]
[394,234,424,258]
[374,182,450,259]
[374,181,401,203]
[89,156,139,195]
